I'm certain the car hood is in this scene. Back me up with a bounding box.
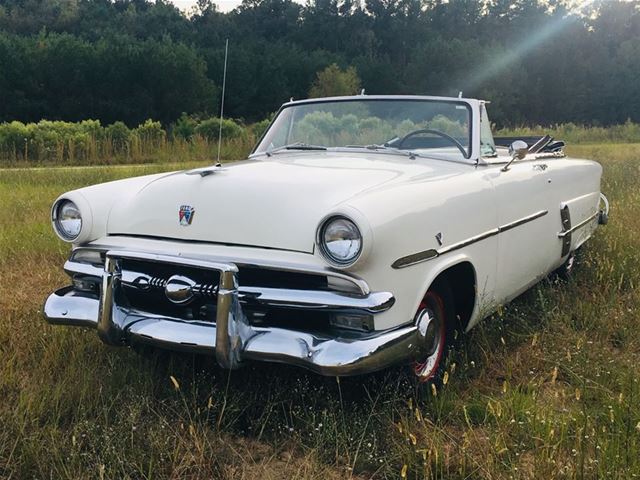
[106,153,461,252]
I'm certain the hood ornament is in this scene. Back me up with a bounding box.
[435,232,443,246]
[179,205,195,226]
[185,165,225,177]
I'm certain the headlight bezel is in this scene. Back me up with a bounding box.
[317,215,363,267]
[52,199,83,241]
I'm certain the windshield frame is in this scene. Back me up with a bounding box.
[250,96,477,161]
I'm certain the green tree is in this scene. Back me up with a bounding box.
[308,64,362,98]
[0,0,638,127]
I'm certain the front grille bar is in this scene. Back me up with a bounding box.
[120,270,219,300]
[97,250,249,369]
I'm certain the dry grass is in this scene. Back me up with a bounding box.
[0,135,255,168]
[0,144,639,479]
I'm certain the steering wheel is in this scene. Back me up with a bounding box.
[394,128,467,157]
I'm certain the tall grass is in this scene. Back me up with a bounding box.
[2,117,640,168]
[0,144,638,478]
[0,118,257,167]
[496,120,640,144]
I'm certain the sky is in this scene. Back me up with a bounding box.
[169,0,242,13]
[169,0,602,15]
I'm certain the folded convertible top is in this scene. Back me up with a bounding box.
[494,135,565,154]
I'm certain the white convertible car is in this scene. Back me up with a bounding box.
[44,95,609,383]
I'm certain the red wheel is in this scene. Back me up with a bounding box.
[411,290,450,383]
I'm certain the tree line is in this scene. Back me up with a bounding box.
[0,0,638,128]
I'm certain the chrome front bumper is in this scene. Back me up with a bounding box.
[44,250,425,376]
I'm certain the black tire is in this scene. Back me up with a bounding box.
[410,282,458,390]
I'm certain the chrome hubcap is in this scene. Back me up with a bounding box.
[566,254,575,272]
[414,307,443,379]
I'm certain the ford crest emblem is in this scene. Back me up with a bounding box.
[179,205,195,226]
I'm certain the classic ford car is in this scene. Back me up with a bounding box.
[44,95,609,383]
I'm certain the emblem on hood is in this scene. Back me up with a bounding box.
[179,205,195,226]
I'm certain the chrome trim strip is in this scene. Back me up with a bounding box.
[390,249,439,269]
[65,260,392,313]
[557,211,598,238]
[392,210,548,269]
[436,228,500,256]
[64,259,103,277]
[497,209,548,233]
[72,244,371,295]
[238,287,395,313]
[559,205,572,256]
[108,250,241,273]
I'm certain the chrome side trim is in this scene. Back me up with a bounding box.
[392,210,548,269]
[390,249,440,269]
[559,205,572,256]
[557,211,599,239]
[436,228,500,256]
[497,209,549,233]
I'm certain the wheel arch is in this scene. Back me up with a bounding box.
[415,255,477,332]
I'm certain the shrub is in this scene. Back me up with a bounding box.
[250,117,273,139]
[195,118,245,141]
[309,64,362,98]
[0,121,32,157]
[173,113,197,140]
[78,119,104,140]
[105,121,131,152]
[136,119,165,146]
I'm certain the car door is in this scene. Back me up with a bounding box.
[488,158,560,304]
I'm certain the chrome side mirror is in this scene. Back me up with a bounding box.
[502,140,529,172]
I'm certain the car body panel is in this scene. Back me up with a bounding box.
[44,95,607,376]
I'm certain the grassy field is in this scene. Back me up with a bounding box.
[1,121,639,169]
[0,144,639,479]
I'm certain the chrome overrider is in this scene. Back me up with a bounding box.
[44,250,434,376]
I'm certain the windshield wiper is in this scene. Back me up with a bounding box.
[344,144,419,160]
[265,142,327,156]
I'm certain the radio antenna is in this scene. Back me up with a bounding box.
[216,38,229,167]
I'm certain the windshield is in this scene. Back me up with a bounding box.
[254,98,472,159]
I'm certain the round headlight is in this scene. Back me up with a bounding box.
[53,200,82,241]
[318,216,362,266]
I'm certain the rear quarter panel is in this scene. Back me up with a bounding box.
[553,158,603,259]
